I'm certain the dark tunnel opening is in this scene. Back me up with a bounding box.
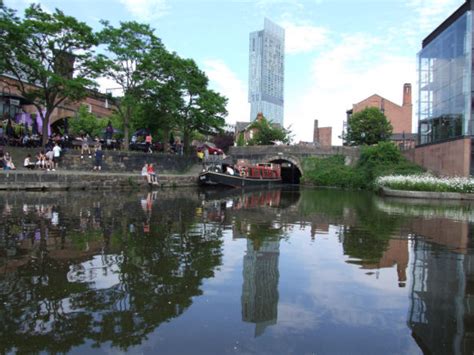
[270,159,302,184]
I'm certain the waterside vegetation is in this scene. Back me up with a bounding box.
[302,142,423,190]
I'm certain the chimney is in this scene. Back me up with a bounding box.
[403,83,412,107]
[313,119,319,143]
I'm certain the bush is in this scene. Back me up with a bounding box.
[302,142,423,190]
[302,155,365,189]
[357,142,423,183]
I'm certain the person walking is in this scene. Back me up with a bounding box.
[145,132,153,154]
[80,134,91,159]
[93,146,104,171]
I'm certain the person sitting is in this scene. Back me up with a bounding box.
[226,166,235,175]
[45,149,55,171]
[3,152,16,170]
[141,163,149,182]
[24,154,35,169]
[146,163,159,186]
[36,151,46,169]
[21,134,30,147]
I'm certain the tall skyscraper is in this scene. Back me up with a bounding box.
[249,18,285,126]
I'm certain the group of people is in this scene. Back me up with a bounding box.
[23,143,62,171]
[141,163,160,186]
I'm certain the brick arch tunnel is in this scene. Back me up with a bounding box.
[267,156,302,184]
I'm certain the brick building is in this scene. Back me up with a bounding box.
[345,84,415,148]
[0,74,114,132]
[313,119,332,147]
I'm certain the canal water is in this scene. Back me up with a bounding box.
[0,187,473,354]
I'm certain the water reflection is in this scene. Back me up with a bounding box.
[0,188,473,353]
[0,189,223,353]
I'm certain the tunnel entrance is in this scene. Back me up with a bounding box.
[270,159,302,184]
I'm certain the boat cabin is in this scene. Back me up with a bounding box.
[235,163,281,179]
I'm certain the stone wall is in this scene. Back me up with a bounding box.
[403,137,471,177]
[3,147,198,173]
[61,150,198,173]
[0,171,197,191]
[229,145,359,158]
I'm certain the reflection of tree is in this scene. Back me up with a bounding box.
[0,190,223,353]
[296,189,403,264]
[342,195,401,264]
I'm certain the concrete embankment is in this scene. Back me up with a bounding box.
[380,187,474,201]
[0,170,198,191]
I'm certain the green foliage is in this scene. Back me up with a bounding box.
[302,155,365,189]
[171,57,228,152]
[69,106,122,138]
[236,132,245,147]
[302,142,423,190]
[99,20,163,149]
[247,115,291,145]
[358,142,423,182]
[69,105,100,136]
[0,4,101,146]
[346,107,393,146]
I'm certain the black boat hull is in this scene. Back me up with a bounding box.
[198,171,282,188]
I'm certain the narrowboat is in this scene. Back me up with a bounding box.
[198,162,282,188]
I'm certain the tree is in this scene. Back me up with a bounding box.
[69,105,101,136]
[136,49,183,152]
[236,132,246,146]
[247,115,291,145]
[98,21,162,150]
[345,107,393,146]
[0,4,102,146]
[173,58,228,153]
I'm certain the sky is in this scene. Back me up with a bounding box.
[6,0,466,144]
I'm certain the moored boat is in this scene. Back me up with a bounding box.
[198,162,282,188]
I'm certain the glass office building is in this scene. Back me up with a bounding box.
[249,19,285,126]
[418,2,473,144]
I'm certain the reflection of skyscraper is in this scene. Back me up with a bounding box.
[249,19,285,125]
[241,239,280,336]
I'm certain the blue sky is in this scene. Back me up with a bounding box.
[6,0,466,143]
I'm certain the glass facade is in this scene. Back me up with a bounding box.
[418,12,472,144]
[249,19,285,126]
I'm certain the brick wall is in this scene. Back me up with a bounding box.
[352,84,412,134]
[318,127,332,147]
[403,137,471,177]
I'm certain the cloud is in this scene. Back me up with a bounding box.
[203,59,250,125]
[283,21,329,54]
[119,0,169,22]
[405,0,464,32]
[286,33,417,144]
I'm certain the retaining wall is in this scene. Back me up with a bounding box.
[0,171,197,191]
